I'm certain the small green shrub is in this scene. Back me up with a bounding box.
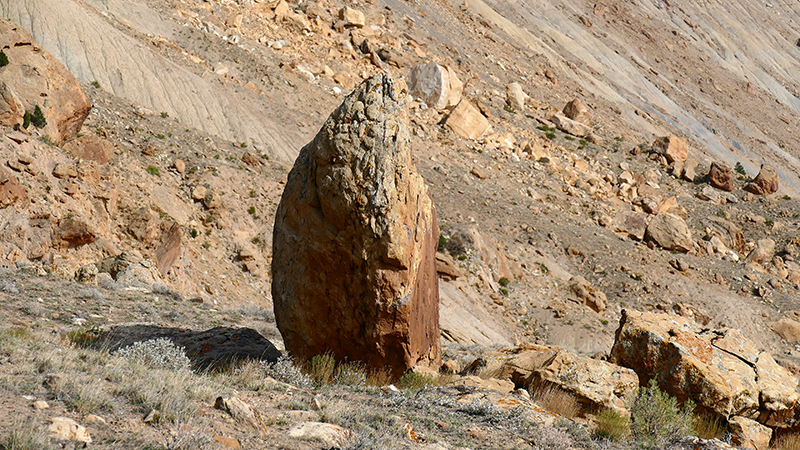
[91,80,101,89]
[202,241,210,250]
[190,229,198,238]
[499,287,508,296]
[307,354,336,386]
[397,371,436,392]
[784,195,792,200]
[252,236,260,244]
[438,235,448,252]
[734,161,747,175]
[146,165,160,176]
[545,132,556,140]
[160,111,169,118]
[22,110,31,129]
[595,409,630,441]
[498,277,510,287]
[334,362,366,387]
[628,379,695,450]
[247,206,256,215]
[766,218,775,227]
[0,51,8,68]
[31,105,46,128]
[716,209,727,219]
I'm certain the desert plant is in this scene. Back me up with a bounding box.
[530,383,580,419]
[264,356,312,388]
[498,277,510,287]
[307,354,336,386]
[365,366,393,387]
[91,80,101,88]
[146,165,160,176]
[30,105,46,128]
[1,425,54,450]
[22,110,30,129]
[735,161,747,175]
[594,408,630,441]
[334,362,366,387]
[628,379,695,449]
[0,51,8,68]
[113,338,191,372]
[397,371,436,392]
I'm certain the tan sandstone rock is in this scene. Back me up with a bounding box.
[62,134,115,165]
[0,81,25,128]
[0,19,91,145]
[644,212,693,253]
[48,417,92,443]
[745,164,779,195]
[652,136,688,163]
[610,310,800,427]
[728,416,772,450]
[562,99,589,123]
[272,75,440,378]
[445,99,490,140]
[506,82,529,111]
[549,112,592,137]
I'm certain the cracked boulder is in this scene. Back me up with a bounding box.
[272,75,440,378]
[610,310,800,427]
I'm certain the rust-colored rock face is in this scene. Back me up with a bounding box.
[0,19,91,144]
[708,161,733,192]
[745,164,779,195]
[272,74,440,378]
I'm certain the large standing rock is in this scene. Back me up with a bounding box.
[610,310,800,427]
[506,82,529,111]
[708,161,734,192]
[272,75,440,378]
[562,99,589,123]
[0,19,91,145]
[745,164,779,195]
[652,136,688,163]
[406,62,462,110]
[644,212,693,253]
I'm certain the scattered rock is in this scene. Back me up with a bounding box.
[644,212,693,253]
[338,7,365,28]
[652,136,688,163]
[549,112,592,137]
[683,157,698,181]
[745,239,776,265]
[774,317,800,342]
[435,252,462,279]
[445,99,490,139]
[611,210,649,241]
[406,62,462,110]
[0,169,26,208]
[470,167,487,180]
[53,163,78,179]
[56,218,96,248]
[272,75,441,378]
[745,164,779,195]
[288,422,354,448]
[48,417,92,443]
[214,435,242,449]
[173,159,185,173]
[728,416,772,450]
[191,185,208,201]
[708,161,733,192]
[562,99,589,123]
[33,400,49,409]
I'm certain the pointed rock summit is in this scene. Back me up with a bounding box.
[272,75,441,377]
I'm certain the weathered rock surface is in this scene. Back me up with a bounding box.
[48,417,91,443]
[562,99,589,123]
[728,416,771,450]
[709,161,734,192]
[445,99,489,139]
[570,275,606,312]
[644,212,693,253]
[610,310,800,427]
[288,422,354,448]
[215,396,267,432]
[652,136,688,163]
[0,19,91,145]
[272,75,440,378]
[745,239,776,265]
[62,134,115,165]
[0,81,25,128]
[506,82,529,111]
[406,62,462,110]
[745,164,779,195]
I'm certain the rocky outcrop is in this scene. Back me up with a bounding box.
[272,75,440,378]
[728,416,771,450]
[610,310,800,427]
[0,19,91,145]
[644,212,693,253]
[745,164,779,195]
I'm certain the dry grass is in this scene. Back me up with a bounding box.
[365,366,393,387]
[594,409,630,442]
[530,383,581,419]
[306,354,336,386]
[0,423,55,450]
[693,413,726,440]
[773,433,800,450]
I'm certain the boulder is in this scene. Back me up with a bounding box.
[774,317,800,342]
[728,416,771,450]
[0,168,26,208]
[288,422,354,448]
[445,99,490,140]
[745,164,779,195]
[406,62,462,110]
[506,82,529,111]
[56,218,96,248]
[683,157,698,182]
[272,75,440,378]
[644,212,693,253]
[0,19,91,145]
[610,310,800,427]
[570,275,606,312]
[704,217,745,254]
[531,350,638,413]
[611,210,648,241]
[652,136,688,163]
[338,7,365,28]
[549,112,592,137]
[562,99,589,123]
[709,162,733,192]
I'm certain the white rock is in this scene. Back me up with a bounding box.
[48,417,92,443]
